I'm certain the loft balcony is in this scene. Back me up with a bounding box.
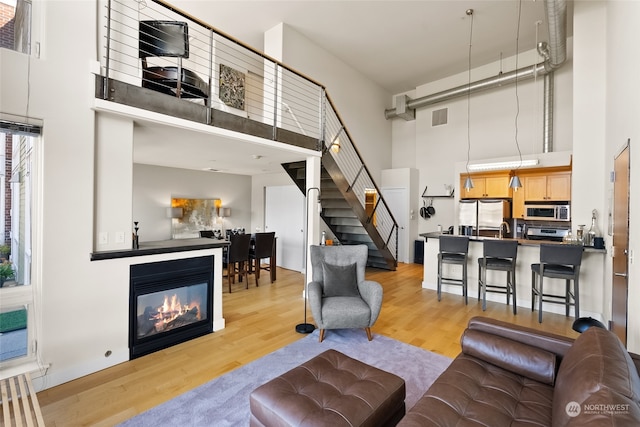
[98,0,398,269]
[97,0,324,153]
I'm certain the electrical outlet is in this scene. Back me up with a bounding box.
[115,231,125,243]
[99,232,108,245]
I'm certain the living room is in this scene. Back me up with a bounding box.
[0,0,639,424]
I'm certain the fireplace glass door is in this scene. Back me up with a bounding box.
[136,281,208,339]
[130,256,214,358]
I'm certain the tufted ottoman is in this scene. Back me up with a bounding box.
[249,349,406,426]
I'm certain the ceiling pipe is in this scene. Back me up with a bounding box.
[385,63,547,120]
[384,0,567,127]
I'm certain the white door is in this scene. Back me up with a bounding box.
[381,188,409,263]
[265,185,305,272]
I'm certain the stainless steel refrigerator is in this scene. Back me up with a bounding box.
[477,200,511,236]
[458,200,477,235]
[459,199,511,236]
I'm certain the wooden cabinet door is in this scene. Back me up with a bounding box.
[484,175,511,198]
[512,186,525,218]
[523,175,548,201]
[546,173,571,200]
[460,176,485,199]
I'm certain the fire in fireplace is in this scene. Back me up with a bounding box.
[130,256,214,359]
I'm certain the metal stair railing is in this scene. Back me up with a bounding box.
[322,94,398,264]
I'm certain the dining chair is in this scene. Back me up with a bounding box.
[224,233,252,293]
[249,232,275,286]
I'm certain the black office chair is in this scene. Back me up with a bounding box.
[224,233,252,293]
[139,20,209,103]
[249,232,275,286]
[531,244,584,323]
[437,236,470,304]
[478,239,518,313]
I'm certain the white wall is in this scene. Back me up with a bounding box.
[264,23,392,182]
[0,1,129,388]
[603,0,640,353]
[572,0,609,323]
[133,164,252,242]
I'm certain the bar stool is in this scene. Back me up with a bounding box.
[531,244,583,323]
[477,239,519,313]
[437,236,470,304]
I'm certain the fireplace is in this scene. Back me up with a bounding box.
[129,256,214,359]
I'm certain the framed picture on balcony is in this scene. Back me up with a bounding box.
[219,64,245,110]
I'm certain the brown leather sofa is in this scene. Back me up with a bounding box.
[399,316,640,426]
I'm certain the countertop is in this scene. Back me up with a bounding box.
[90,238,230,261]
[419,232,606,253]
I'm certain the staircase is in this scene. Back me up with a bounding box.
[283,152,397,270]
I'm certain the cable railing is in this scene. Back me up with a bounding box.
[101,0,397,262]
[323,95,398,260]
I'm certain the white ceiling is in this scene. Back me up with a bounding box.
[134,0,573,175]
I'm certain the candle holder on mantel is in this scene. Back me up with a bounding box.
[133,221,140,249]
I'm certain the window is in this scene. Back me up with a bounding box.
[0,0,32,54]
[0,121,38,367]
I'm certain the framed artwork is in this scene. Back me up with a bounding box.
[171,198,217,238]
[219,64,245,110]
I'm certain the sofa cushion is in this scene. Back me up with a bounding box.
[398,353,554,427]
[322,262,359,297]
[461,329,557,386]
[552,327,640,426]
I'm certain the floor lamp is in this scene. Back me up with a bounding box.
[295,186,320,334]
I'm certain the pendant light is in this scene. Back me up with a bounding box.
[509,0,524,191]
[463,9,475,192]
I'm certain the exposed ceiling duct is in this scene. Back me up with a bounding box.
[385,0,568,151]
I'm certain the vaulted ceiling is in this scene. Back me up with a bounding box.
[134,1,573,175]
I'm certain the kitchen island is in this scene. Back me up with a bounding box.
[420,233,607,321]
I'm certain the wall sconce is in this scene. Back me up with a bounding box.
[166,207,183,218]
[330,138,340,153]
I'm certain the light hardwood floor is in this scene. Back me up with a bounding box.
[36,262,579,426]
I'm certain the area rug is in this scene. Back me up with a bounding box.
[119,329,452,426]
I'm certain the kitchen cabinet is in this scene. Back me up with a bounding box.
[523,172,571,201]
[459,174,511,199]
[512,185,525,218]
[511,170,571,218]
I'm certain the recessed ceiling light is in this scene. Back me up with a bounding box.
[252,154,263,160]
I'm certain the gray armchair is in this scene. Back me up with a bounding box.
[308,245,383,342]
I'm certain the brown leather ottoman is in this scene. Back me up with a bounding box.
[250,349,406,426]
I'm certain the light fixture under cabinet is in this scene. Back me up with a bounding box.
[468,159,538,172]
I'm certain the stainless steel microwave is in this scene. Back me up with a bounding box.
[524,203,570,221]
